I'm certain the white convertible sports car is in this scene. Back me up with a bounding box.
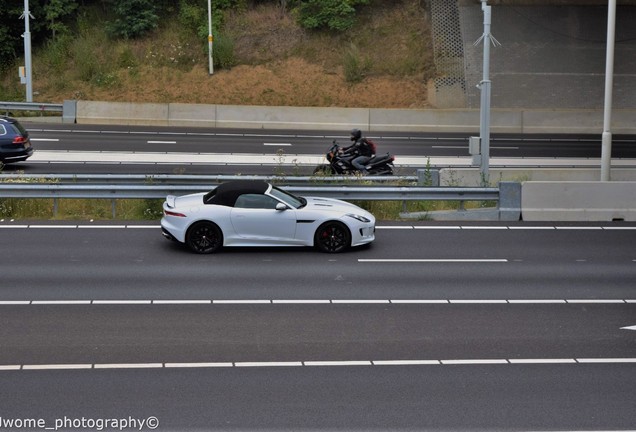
[161,180,376,253]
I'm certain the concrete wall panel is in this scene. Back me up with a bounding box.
[521,181,636,221]
[77,101,169,126]
[215,105,369,130]
[440,168,636,186]
[168,103,216,127]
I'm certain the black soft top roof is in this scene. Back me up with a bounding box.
[204,180,270,207]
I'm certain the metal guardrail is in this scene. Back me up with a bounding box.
[0,183,498,201]
[0,174,500,218]
[0,101,63,114]
[0,174,420,185]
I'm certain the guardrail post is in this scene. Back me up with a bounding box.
[417,169,439,186]
[498,181,521,221]
[63,100,77,124]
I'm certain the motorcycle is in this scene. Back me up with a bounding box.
[314,141,395,176]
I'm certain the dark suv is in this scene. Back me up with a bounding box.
[0,116,34,164]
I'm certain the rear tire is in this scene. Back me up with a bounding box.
[186,221,223,254]
[314,221,351,253]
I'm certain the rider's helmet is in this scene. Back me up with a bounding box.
[350,128,362,141]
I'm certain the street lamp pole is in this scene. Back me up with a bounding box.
[600,0,616,181]
[207,0,214,75]
[475,0,499,185]
[21,0,33,102]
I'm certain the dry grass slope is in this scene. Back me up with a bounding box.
[3,0,435,109]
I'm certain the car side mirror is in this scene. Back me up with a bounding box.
[276,203,288,211]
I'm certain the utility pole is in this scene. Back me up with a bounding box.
[470,1,500,185]
[600,0,616,181]
[21,0,34,102]
[207,0,214,75]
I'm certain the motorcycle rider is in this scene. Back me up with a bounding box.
[341,128,374,174]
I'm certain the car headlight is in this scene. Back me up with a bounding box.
[346,213,371,223]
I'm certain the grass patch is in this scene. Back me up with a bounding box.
[0,198,163,220]
[0,196,495,221]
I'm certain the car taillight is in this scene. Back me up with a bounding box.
[164,210,187,217]
[13,136,26,145]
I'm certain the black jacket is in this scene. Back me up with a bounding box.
[343,138,373,157]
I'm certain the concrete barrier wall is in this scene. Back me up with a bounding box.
[521,109,636,135]
[75,101,636,134]
[77,101,169,126]
[521,181,636,221]
[215,105,369,130]
[440,168,636,186]
[167,103,216,127]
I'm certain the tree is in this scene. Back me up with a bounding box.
[295,0,369,32]
[107,0,159,39]
[0,0,47,71]
[44,0,78,38]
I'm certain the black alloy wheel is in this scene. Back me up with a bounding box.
[186,221,223,254]
[314,221,351,253]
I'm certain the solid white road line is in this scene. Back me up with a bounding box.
[272,300,331,304]
[31,300,91,305]
[331,300,390,304]
[0,299,633,305]
[372,360,440,365]
[508,359,576,364]
[303,361,372,366]
[390,300,449,304]
[152,300,212,305]
[235,362,303,367]
[4,358,636,372]
[441,359,509,365]
[577,358,636,363]
[93,363,163,369]
[213,300,271,304]
[449,300,508,304]
[358,259,509,263]
[2,223,636,231]
[22,364,92,370]
[164,362,233,368]
[91,300,152,305]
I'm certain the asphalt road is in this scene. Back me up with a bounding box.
[4,123,635,175]
[1,222,635,430]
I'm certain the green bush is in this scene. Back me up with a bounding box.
[295,0,369,31]
[40,34,72,75]
[342,43,370,83]
[213,33,236,70]
[117,46,138,69]
[107,0,159,39]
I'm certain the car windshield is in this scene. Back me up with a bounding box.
[269,186,306,209]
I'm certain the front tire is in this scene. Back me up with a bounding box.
[186,221,223,254]
[314,221,351,253]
